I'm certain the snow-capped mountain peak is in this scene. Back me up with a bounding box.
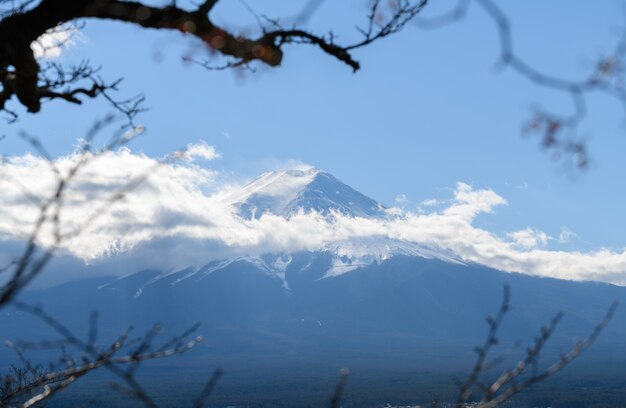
[227,167,320,210]
[229,167,387,219]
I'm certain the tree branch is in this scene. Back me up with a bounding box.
[0,0,427,119]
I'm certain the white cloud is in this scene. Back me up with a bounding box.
[394,194,408,206]
[507,228,551,249]
[183,141,220,161]
[417,198,440,214]
[515,182,529,190]
[1,149,626,286]
[420,198,439,207]
[31,24,81,59]
[558,227,578,244]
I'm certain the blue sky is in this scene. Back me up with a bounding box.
[3,0,626,253]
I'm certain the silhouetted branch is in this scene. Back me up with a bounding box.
[193,368,223,408]
[416,0,626,168]
[0,0,427,120]
[478,301,618,408]
[414,0,470,29]
[456,284,511,403]
[0,117,140,306]
[0,116,196,307]
[3,301,205,407]
[329,367,349,408]
[0,116,226,407]
[453,285,618,408]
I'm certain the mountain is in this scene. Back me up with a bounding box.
[227,167,388,219]
[3,168,626,406]
[221,167,458,276]
[8,255,625,363]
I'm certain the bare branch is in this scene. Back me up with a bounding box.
[0,0,428,119]
[415,0,626,168]
[196,0,219,17]
[329,367,349,408]
[454,285,618,408]
[413,0,470,29]
[3,302,204,407]
[457,284,511,403]
[0,117,178,307]
[193,368,223,408]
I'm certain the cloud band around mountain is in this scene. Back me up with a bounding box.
[1,144,625,285]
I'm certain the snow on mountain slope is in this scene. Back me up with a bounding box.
[321,237,462,277]
[132,238,461,292]
[110,167,464,292]
[227,167,388,219]
[110,168,466,290]
[226,168,319,214]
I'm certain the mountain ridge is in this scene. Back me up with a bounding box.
[229,167,389,219]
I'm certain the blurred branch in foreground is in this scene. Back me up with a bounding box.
[416,0,626,169]
[450,284,618,408]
